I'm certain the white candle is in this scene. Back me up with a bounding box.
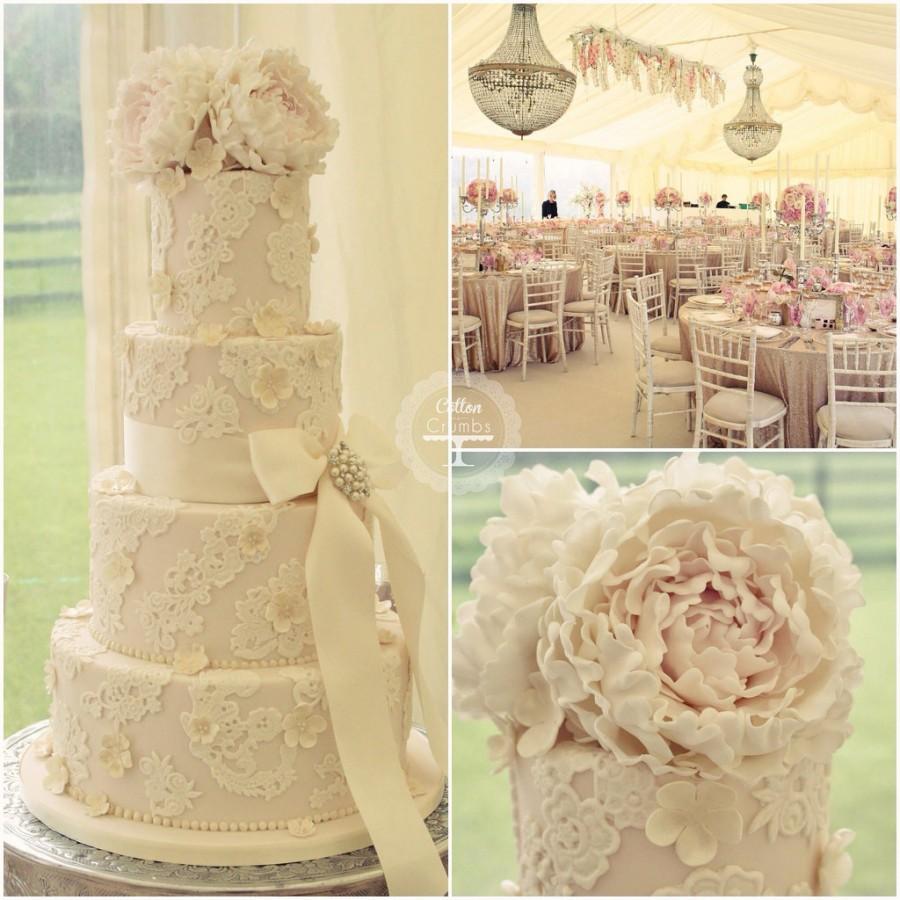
[824,155,830,200]
[760,197,766,253]
[877,199,882,236]
[786,154,790,188]
[485,157,490,186]
[499,159,504,195]
[835,200,840,255]
[814,153,819,198]
[800,199,806,260]
[476,160,481,180]
[776,151,781,204]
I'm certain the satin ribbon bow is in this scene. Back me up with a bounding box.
[248,415,446,896]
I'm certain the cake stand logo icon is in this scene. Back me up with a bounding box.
[396,372,521,493]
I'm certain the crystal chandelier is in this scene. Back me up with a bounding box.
[723,51,782,161]
[468,4,576,138]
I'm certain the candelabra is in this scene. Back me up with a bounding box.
[460,191,501,244]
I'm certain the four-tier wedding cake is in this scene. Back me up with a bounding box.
[20,44,445,896]
[454,454,861,896]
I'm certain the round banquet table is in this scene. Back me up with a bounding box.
[455,265,585,371]
[678,303,896,448]
[4,722,448,897]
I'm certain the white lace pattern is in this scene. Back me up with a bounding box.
[140,751,203,817]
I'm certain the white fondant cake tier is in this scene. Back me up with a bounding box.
[509,740,834,896]
[88,475,374,666]
[21,730,441,867]
[41,613,412,842]
[122,323,342,503]
[150,170,314,335]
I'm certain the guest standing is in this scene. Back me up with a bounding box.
[541,190,559,219]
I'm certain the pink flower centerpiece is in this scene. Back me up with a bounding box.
[467,179,498,205]
[698,192,712,209]
[594,190,607,216]
[886,187,897,217]
[752,191,770,209]
[616,190,631,207]
[778,183,826,224]
[499,187,518,206]
[655,186,682,209]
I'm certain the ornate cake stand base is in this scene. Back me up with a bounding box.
[5,722,448,896]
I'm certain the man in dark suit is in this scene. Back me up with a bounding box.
[715,194,733,209]
[541,190,559,219]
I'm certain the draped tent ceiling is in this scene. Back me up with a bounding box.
[452,3,896,184]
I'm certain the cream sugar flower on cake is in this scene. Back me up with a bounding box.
[454,454,864,780]
[109,43,338,180]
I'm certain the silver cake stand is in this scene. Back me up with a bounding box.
[4,722,448,896]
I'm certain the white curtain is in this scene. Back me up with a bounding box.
[80,4,449,728]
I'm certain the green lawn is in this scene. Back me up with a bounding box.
[452,452,896,896]
[4,298,89,735]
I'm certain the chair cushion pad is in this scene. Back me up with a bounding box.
[507,309,557,325]
[705,390,786,424]
[816,403,895,442]
[637,360,694,387]
[565,300,606,315]
[650,333,682,354]
[452,314,481,330]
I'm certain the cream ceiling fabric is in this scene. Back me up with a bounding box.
[453,3,896,184]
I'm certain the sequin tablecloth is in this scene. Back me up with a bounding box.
[455,266,584,371]
[4,723,448,897]
[679,306,896,447]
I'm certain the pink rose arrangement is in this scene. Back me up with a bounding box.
[594,190,607,215]
[616,190,631,206]
[109,44,339,179]
[769,281,791,296]
[752,191,769,209]
[499,187,518,205]
[467,179,498,205]
[886,187,897,215]
[655,186,682,209]
[878,293,896,319]
[829,281,853,296]
[778,183,827,224]
[807,266,832,289]
[698,192,712,208]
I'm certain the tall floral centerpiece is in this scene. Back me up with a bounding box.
[499,187,519,224]
[594,190,607,218]
[616,190,631,220]
[751,191,769,210]
[572,184,599,218]
[778,183,827,259]
[462,178,500,242]
[698,192,713,215]
[886,187,897,222]
[655,186,682,230]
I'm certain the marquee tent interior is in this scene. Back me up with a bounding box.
[453,3,896,223]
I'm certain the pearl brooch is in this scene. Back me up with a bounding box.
[327,441,371,502]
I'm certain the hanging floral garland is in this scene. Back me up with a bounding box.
[569,28,726,110]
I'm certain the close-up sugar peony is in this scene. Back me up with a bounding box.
[455,454,864,782]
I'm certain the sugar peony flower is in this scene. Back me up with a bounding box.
[536,454,863,781]
[209,45,339,176]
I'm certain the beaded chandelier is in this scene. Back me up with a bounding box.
[468,4,576,138]
[723,51,782,162]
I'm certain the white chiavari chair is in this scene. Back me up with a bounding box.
[615,246,648,314]
[668,246,705,318]
[635,271,680,360]
[563,251,615,363]
[540,233,565,260]
[696,264,739,295]
[817,334,896,447]
[451,269,485,386]
[506,264,568,381]
[626,291,694,446]
[689,322,786,448]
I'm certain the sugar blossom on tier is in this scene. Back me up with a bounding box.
[453,454,863,781]
[778,183,826,224]
[655,187,682,209]
[698,192,712,208]
[466,179,498,205]
[109,43,338,180]
[616,190,631,206]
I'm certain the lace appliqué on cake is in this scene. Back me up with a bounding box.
[653,865,766,896]
[181,671,298,799]
[266,221,312,290]
[309,753,350,810]
[140,751,203,817]
[90,493,181,641]
[139,506,283,654]
[51,615,103,680]
[232,558,313,661]
[218,334,340,419]
[80,667,172,727]
[122,331,190,418]
[750,758,829,842]
[174,377,241,443]
[517,815,568,896]
[49,703,90,785]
